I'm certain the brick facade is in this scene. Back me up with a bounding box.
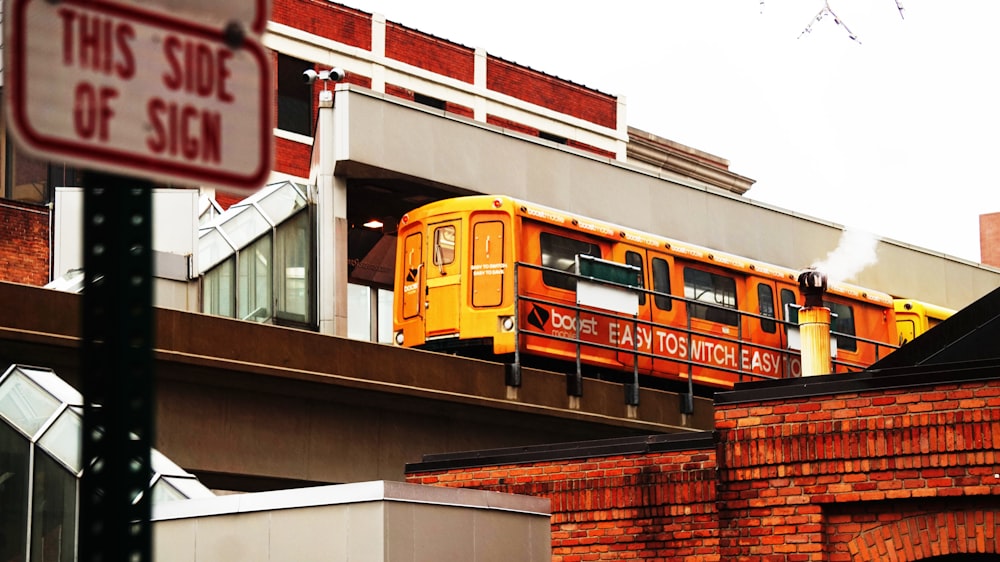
[408,370,1000,560]
[268,0,620,163]
[486,56,618,129]
[272,0,372,49]
[0,201,50,286]
[386,23,475,83]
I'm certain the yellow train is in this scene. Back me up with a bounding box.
[393,195,950,389]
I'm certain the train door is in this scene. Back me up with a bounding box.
[424,219,462,338]
[399,230,425,323]
[610,247,653,373]
[744,277,786,381]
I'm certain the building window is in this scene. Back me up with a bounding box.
[277,54,314,136]
[539,131,567,145]
[414,93,447,110]
[238,235,272,322]
[274,211,313,326]
[203,257,235,318]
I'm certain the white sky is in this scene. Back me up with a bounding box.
[339,0,1000,263]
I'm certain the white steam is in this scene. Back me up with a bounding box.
[811,229,879,284]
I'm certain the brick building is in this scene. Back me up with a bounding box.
[406,288,1000,561]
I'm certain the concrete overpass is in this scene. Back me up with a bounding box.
[0,281,712,491]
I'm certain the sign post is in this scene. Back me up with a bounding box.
[4,1,272,560]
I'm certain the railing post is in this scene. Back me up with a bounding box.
[568,303,583,397]
[682,311,695,415]
[505,263,522,388]
[625,312,640,406]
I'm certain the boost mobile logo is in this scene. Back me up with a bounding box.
[527,304,550,331]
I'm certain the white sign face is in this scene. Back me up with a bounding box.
[109,0,269,33]
[5,0,273,191]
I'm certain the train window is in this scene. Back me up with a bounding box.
[757,284,777,333]
[652,258,672,311]
[683,268,738,326]
[472,220,505,307]
[781,288,797,323]
[433,225,456,266]
[625,251,646,306]
[540,232,601,291]
[826,302,857,352]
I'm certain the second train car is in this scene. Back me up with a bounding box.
[393,195,910,389]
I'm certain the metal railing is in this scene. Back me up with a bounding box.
[508,261,898,410]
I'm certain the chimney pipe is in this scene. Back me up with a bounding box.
[797,268,831,377]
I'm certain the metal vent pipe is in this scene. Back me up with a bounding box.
[798,268,832,377]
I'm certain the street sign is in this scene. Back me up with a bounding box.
[5,0,273,191]
[109,0,269,34]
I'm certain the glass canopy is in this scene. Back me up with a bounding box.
[198,180,308,274]
[0,364,214,562]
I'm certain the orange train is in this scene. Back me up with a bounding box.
[392,195,950,389]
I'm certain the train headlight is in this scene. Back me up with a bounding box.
[500,316,515,332]
[394,331,405,345]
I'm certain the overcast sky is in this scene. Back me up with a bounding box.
[339,0,1000,264]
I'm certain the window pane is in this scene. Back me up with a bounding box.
[37,407,82,473]
[781,288,798,324]
[625,251,645,306]
[275,211,312,325]
[683,268,738,326]
[757,283,776,334]
[347,283,371,341]
[378,289,393,344]
[203,258,235,318]
[433,226,456,266]
[223,206,270,250]
[0,422,30,562]
[652,258,672,311]
[277,54,313,135]
[540,232,600,291]
[5,138,49,204]
[238,235,272,322]
[31,451,76,562]
[0,370,60,439]
[826,301,857,352]
[257,183,306,225]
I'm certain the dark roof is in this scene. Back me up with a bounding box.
[404,431,714,473]
[872,285,1000,368]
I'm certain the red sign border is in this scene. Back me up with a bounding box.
[6,0,273,191]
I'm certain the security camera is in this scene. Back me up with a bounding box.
[302,68,347,84]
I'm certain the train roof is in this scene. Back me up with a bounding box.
[400,195,895,307]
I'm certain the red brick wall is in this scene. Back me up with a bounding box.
[487,56,617,129]
[0,202,49,285]
[275,137,312,180]
[409,375,1000,560]
[715,382,1000,560]
[386,23,475,83]
[408,448,718,561]
[271,0,371,49]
